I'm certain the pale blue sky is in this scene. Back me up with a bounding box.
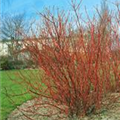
[1,0,118,18]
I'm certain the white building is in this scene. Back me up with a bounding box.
[0,40,28,61]
[0,41,9,56]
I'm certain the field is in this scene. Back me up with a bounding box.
[0,69,42,120]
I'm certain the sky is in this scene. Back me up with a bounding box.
[1,0,117,19]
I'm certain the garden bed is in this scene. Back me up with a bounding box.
[8,93,120,120]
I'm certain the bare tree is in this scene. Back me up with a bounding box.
[0,0,11,34]
[1,13,26,40]
[99,0,111,30]
[1,13,27,61]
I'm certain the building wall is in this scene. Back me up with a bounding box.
[0,42,9,56]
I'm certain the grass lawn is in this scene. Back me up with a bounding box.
[0,69,43,120]
[0,67,119,120]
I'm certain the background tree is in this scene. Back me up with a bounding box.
[0,0,11,35]
[1,13,27,40]
[99,0,111,32]
[1,13,28,62]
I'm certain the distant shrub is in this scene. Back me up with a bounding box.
[0,56,11,70]
[0,56,28,70]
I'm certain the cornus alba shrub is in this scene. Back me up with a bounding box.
[16,2,120,119]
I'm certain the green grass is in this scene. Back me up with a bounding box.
[1,66,119,120]
[0,69,43,120]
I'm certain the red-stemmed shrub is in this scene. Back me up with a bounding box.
[7,1,120,119]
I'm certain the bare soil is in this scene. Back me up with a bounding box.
[8,93,120,120]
